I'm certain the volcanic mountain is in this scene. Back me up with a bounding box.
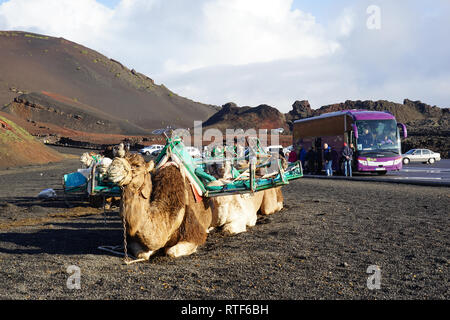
[203,102,289,132]
[0,31,218,133]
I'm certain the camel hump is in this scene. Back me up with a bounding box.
[152,165,187,212]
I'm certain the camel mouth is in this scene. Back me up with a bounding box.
[107,157,132,186]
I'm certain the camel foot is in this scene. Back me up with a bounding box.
[128,241,154,260]
[223,222,246,235]
[247,214,257,227]
[166,241,198,258]
[136,250,154,260]
[261,202,283,215]
[277,202,284,211]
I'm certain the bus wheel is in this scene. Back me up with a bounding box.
[402,158,410,165]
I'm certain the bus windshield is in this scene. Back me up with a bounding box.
[356,119,400,155]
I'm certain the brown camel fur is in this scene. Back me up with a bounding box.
[107,153,212,260]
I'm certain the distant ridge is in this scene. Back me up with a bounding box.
[204,99,449,157]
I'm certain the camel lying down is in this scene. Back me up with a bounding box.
[107,153,212,260]
[209,183,283,235]
[207,159,284,235]
[107,152,284,260]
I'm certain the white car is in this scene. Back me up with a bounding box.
[402,149,441,164]
[186,146,202,158]
[264,145,284,154]
[139,144,164,156]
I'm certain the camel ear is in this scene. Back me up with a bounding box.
[140,179,151,199]
[147,160,155,173]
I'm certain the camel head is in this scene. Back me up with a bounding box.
[80,152,99,168]
[113,142,127,158]
[107,153,155,198]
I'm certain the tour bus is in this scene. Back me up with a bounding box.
[292,110,407,174]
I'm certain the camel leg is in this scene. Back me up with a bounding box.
[222,219,247,235]
[128,241,154,260]
[247,212,257,227]
[260,188,284,215]
[165,241,198,258]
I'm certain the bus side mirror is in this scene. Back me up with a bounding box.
[351,124,358,139]
[397,123,407,139]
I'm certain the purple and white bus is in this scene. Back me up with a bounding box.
[292,110,408,174]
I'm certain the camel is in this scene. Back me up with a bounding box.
[206,154,285,235]
[80,143,126,172]
[107,152,212,260]
[208,184,283,235]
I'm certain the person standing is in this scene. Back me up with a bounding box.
[298,145,307,169]
[305,147,315,174]
[324,143,333,176]
[342,142,353,177]
[288,146,298,163]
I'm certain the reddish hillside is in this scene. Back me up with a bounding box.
[3,91,149,135]
[0,31,218,131]
[0,114,64,168]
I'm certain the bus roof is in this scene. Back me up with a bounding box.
[293,109,395,123]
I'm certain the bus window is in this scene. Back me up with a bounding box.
[356,119,400,155]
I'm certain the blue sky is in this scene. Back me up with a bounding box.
[96,0,120,8]
[0,0,449,111]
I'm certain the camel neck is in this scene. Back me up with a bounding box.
[121,186,150,234]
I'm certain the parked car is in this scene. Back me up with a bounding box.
[264,145,284,154]
[139,144,164,156]
[402,149,441,164]
[186,146,202,158]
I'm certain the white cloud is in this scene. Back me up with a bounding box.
[0,0,113,46]
[0,0,449,112]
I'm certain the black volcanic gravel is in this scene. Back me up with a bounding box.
[0,156,448,300]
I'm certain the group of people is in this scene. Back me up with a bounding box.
[287,142,354,177]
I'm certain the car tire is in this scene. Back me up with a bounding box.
[145,151,151,156]
[403,158,410,165]
[428,158,435,164]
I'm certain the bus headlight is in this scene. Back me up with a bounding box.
[393,158,402,165]
[358,159,368,166]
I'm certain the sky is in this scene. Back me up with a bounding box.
[0,0,449,112]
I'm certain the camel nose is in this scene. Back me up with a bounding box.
[107,160,127,183]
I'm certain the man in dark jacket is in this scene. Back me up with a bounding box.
[342,142,353,177]
[305,147,315,174]
[323,143,333,176]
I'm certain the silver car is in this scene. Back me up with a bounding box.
[402,149,441,164]
[139,144,164,156]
